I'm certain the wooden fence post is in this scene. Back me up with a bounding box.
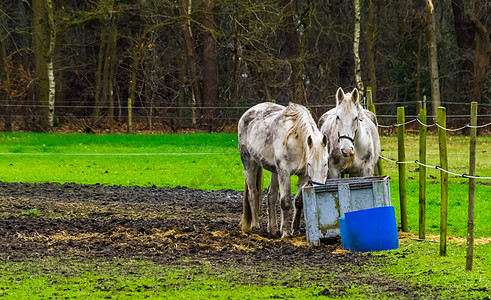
[397,107,408,232]
[127,98,133,134]
[418,106,427,240]
[437,106,448,256]
[466,102,477,270]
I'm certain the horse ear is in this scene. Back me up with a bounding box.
[322,135,328,147]
[351,88,359,103]
[307,135,313,148]
[336,87,345,106]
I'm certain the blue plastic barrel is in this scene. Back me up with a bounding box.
[339,217,350,250]
[340,206,399,252]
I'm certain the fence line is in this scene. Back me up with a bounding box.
[378,154,491,180]
[378,117,491,131]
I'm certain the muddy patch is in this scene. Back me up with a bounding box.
[0,182,437,297]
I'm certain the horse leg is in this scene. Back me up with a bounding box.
[278,171,292,238]
[267,173,279,237]
[241,164,262,232]
[292,175,309,234]
[253,167,263,230]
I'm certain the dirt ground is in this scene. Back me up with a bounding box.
[0,181,439,297]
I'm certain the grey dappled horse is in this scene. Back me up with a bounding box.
[319,87,381,178]
[238,102,329,238]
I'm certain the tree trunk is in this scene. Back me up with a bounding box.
[180,0,201,126]
[108,11,119,134]
[95,5,119,132]
[128,33,143,133]
[32,0,56,132]
[202,0,218,131]
[129,21,175,132]
[451,0,475,101]
[354,0,364,98]
[0,12,12,131]
[128,32,144,134]
[281,0,307,105]
[100,14,111,128]
[424,0,441,121]
[365,0,376,102]
[468,12,491,104]
[94,14,108,127]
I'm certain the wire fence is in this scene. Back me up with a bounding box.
[378,155,491,180]
[377,114,491,180]
[2,100,491,132]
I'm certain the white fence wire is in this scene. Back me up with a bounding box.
[377,114,491,180]
[379,118,491,131]
[378,154,491,180]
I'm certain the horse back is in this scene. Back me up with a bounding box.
[238,102,285,173]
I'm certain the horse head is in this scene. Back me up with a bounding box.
[335,87,363,158]
[306,133,329,185]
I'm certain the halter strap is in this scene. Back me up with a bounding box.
[338,135,355,143]
[308,180,327,186]
[337,128,358,143]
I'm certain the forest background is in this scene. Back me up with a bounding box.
[0,0,490,133]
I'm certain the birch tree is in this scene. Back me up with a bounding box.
[354,0,364,98]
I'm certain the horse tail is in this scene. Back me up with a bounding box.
[241,180,252,231]
[241,167,263,232]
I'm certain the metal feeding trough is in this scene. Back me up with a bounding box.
[302,176,391,246]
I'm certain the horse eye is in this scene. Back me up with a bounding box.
[354,116,358,121]
[336,116,340,120]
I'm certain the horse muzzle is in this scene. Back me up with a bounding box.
[341,148,355,157]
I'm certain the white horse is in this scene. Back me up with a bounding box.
[319,87,380,178]
[238,102,329,238]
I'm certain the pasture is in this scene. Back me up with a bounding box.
[0,132,490,299]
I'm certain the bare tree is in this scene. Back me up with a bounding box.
[32,0,56,131]
[280,0,307,105]
[365,0,376,102]
[451,0,475,101]
[468,11,491,104]
[180,0,201,126]
[0,8,12,131]
[202,0,219,130]
[354,0,364,98]
[424,0,441,120]
[93,1,119,132]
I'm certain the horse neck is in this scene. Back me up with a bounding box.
[354,119,373,150]
[285,112,315,171]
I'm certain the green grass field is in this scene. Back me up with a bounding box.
[0,132,490,299]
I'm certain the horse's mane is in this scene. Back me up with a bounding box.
[282,102,316,169]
